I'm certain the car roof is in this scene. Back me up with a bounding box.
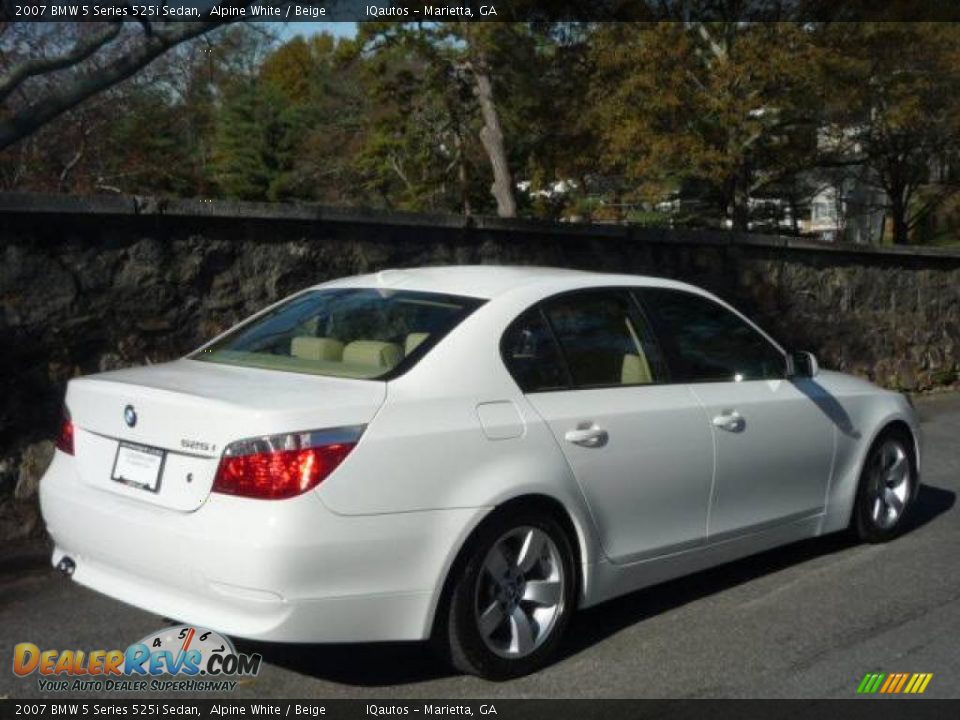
[315,265,694,300]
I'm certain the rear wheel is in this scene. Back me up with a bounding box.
[853,429,916,543]
[439,507,576,680]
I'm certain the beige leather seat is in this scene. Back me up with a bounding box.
[291,337,344,362]
[343,340,403,369]
[622,352,653,385]
[405,332,430,355]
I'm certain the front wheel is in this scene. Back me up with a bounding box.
[439,508,576,680]
[852,429,916,543]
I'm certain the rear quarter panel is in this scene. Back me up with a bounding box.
[314,295,606,583]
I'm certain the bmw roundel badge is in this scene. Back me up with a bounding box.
[124,405,137,428]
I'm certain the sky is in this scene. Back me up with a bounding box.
[276,22,359,40]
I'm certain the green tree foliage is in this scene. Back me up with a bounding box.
[212,79,298,201]
[346,21,597,218]
[348,24,479,212]
[209,32,370,204]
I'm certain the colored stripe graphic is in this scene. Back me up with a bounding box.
[857,673,886,694]
[905,673,933,694]
[857,672,932,694]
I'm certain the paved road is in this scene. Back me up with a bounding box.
[2,393,958,700]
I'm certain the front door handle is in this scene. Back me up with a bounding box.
[564,424,609,448]
[712,410,744,432]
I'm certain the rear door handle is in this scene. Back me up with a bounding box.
[564,424,609,448]
[712,410,744,432]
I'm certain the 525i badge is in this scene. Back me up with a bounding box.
[180,438,217,454]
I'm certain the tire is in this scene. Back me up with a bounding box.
[438,506,577,680]
[852,428,916,543]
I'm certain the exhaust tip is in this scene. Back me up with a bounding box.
[56,556,76,577]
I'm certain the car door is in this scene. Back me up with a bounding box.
[503,289,714,564]
[638,288,836,539]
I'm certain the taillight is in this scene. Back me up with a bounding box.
[56,408,74,456]
[212,426,364,500]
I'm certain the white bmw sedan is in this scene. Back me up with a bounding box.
[41,266,920,679]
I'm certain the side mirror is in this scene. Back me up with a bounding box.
[787,351,819,378]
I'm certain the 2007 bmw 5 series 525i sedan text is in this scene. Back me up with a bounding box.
[40,266,921,679]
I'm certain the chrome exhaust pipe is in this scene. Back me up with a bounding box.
[56,556,76,577]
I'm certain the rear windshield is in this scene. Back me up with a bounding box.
[193,288,484,379]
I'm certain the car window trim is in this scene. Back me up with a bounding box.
[538,305,576,390]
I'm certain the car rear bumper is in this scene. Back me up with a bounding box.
[40,450,486,643]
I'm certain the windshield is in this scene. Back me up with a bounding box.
[194,288,484,379]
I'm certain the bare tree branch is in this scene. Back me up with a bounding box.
[57,129,88,191]
[693,22,727,64]
[0,23,124,103]
[0,11,271,150]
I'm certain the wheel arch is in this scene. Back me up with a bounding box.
[868,418,920,500]
[425,492,591,642]
[825,409,921,534]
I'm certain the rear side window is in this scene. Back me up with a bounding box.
[195,288,483,379]
[639,288,785,383]
[501,308,569,393]
[543,290,665,389]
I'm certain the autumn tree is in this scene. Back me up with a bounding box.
[819,22,960,244]
[485,22,597,219]
[352,22,551,217]
[589,22,823,229]
[258,33,377,206]
[346,23,477,213]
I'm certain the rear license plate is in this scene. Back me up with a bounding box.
[111,442,165,492]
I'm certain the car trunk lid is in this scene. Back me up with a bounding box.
[65,359,385,512]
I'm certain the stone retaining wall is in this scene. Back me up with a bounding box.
[2,192,958,540]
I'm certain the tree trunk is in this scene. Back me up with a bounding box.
[788,193,800,236]
[891,208,909,245]
[472,62,516,218]
[731,173,750,232]
[454,132,471,216]
[890,188,910,245]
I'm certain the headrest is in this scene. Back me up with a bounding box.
[291,337,344,362]
[405,332,430,355]
[343,340,403,369]
[622,353,653,385]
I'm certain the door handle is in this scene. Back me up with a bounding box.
[712,410,744,432]
[564,424,609,448]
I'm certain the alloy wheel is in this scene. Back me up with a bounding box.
[473,526,566,659]
[867,439,911,530]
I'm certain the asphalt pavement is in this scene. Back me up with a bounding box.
[2,392,958,700]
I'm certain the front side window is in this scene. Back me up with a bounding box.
[542,290,666,389]
[639,289,785,383]
[195,288,483,379]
